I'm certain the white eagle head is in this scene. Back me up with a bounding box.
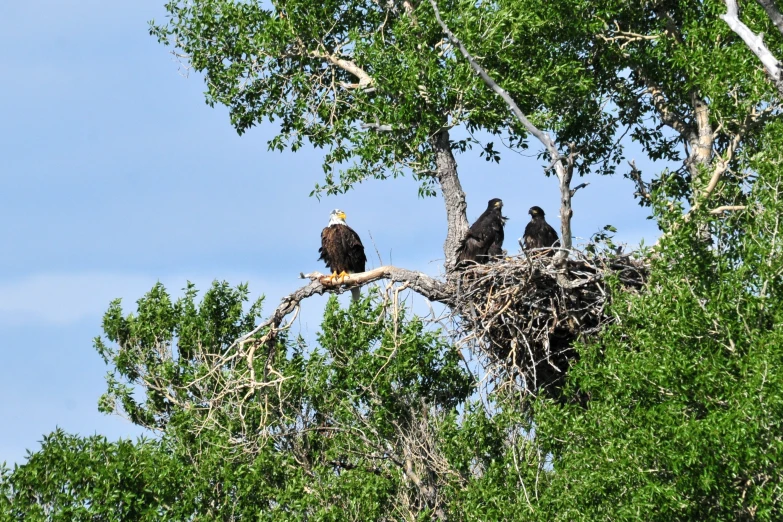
[328,209,347,225]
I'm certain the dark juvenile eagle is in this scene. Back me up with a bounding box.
[318,209,367,301]
[457,198,507,266]
[522,206,560,256]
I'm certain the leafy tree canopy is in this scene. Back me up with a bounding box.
[5,0,783,519]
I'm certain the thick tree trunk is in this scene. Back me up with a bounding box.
[429,0,577,261]
[430,130,469,272]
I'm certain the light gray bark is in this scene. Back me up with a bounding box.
[430,130,469,272]
[429,0,576,260]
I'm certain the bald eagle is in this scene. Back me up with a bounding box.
[318,209,367,301]
[522,206,560,256]
[457,198,507,267]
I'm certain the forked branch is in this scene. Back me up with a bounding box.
[429,0,578,260]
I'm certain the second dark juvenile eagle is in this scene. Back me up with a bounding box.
[457,198,507,266]
[522,206,560,256]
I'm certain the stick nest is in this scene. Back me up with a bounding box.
[451,252,648,397]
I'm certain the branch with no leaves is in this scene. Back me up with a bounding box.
[428,0,577,261]
[627,160,651,201]
[232,266,450,355]
[570,182,590,197]
[721,0,783,97]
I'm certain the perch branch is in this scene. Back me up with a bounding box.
[231,266,451,354]
[429,0,576,260]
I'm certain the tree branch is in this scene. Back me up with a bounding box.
[430,130,469,272]
[231,266,451,357]
[710,205,747,214]
[309,49,375,89]
[645,81,690,136]
[627,160,651,202]
[428,0,576,260]
[722,0,783,97]
[756,0,783,37]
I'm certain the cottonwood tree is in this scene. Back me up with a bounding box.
[5,0,783,519]
[149,0,618,271]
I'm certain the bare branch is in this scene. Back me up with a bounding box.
[722,0,783,97]
[627,160,651,201]
[570,183,590,197]
[306,266,450,300]
[230,265,451,361]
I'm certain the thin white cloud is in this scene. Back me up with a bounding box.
[0,272,295,326]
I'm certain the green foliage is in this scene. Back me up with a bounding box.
[150,0,783,208]
[534,157,783,520]
[1,430,181,522]
[149,0,632,196]
[96,280,265,430]
[6,0,783,519]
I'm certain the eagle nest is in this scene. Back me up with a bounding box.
[450,252,648,397]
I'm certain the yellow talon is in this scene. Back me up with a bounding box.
[337,271,349,283]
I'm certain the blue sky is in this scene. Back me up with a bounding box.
[0,1,662,464]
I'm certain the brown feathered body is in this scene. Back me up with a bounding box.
[523,206,560,255]
[318,211,366,301]
[457,198,507,266]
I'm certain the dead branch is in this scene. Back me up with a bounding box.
[428,0,578,262]
[627,160,651,201]
[232,265,450,358]
[570,182,590,197]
